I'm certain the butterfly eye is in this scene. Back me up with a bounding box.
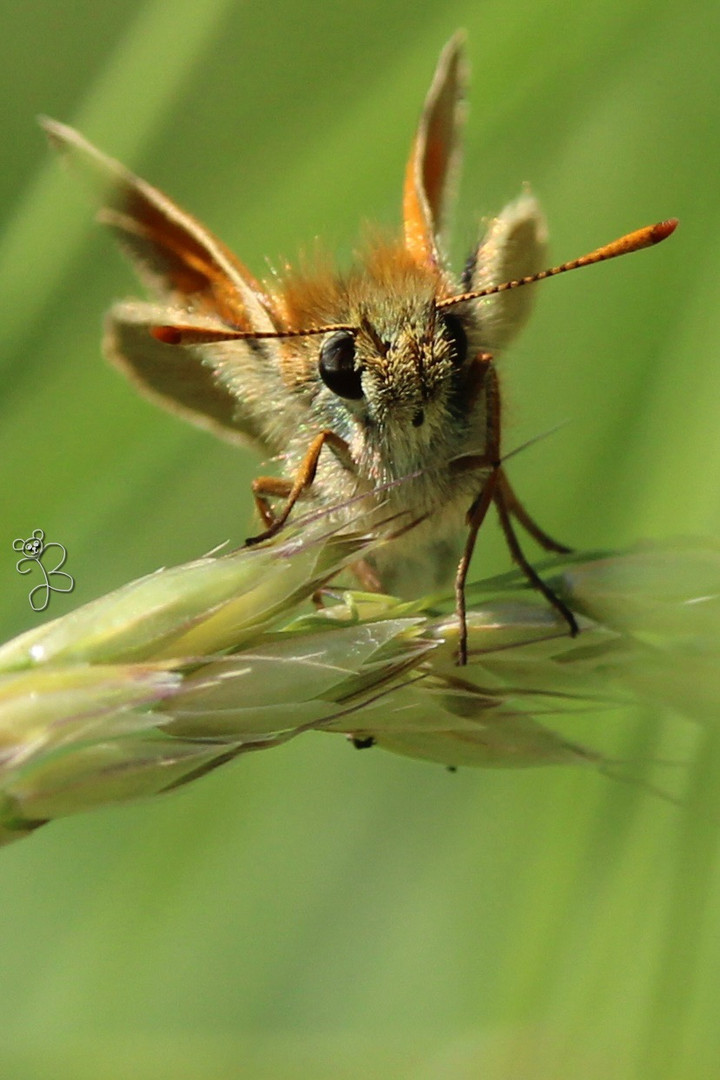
[318,331,364,400]
[441,313,468,366]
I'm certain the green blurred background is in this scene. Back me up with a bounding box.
[1,1,719,1077]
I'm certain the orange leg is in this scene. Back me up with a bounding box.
[250,475,293,531]
[246,429,350,546]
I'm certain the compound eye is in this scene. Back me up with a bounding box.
[441,313,468,366]
[318,331,363,400]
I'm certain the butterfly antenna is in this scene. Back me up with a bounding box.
[437,219,678,309]
[150,323,357,346]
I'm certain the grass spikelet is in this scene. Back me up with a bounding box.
[2,524,719,847]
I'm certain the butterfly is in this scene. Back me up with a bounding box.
[42,33,676,663]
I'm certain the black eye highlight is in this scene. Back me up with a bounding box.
[441,313,468,367]
[318,331,364,400]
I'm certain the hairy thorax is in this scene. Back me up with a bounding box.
[271,242,493,588]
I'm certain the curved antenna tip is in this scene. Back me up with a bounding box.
[652,218,679,243]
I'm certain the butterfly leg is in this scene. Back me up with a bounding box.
[350,559,383,592]
[247,429,350,545]
[250,476,293,533]
[455,466,500,665]
[455,357,502,665]
[497,470,572,554]
[493,474,578,638]
[455,360,577,665]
